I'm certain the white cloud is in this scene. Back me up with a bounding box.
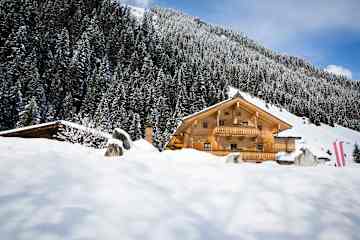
[121,0,151,8]
[215,0,360,48]
[325,65,353,79]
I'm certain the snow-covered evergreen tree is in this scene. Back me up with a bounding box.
[17,97,40,127]
[0,0,359,150]
[353,144,360,164]
[129,112,142,140]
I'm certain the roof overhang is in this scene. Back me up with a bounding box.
[180,96,292,132]
[275,136,302,140]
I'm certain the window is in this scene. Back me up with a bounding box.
[203,121,208,128]
[233,117,241,125]
[258,125,263,131]
[231,144,237,151]
[242,121,248,126]
[257,144,264,152]
[204,143,211,152]
[219,120,225,126]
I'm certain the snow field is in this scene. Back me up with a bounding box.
[0,137,360,240]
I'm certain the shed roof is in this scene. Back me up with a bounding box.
[0,121,111,139]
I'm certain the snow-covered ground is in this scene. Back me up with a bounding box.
[228,87,360,164]
[1,137,360,240]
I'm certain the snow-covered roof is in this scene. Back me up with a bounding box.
[182,91,292,129]
[0,121,112,139]
[0,121,60,136]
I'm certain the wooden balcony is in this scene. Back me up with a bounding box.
[213,126,260,137]
[274,138,296,153]
[211,150,276,161]
[240,152,276,161]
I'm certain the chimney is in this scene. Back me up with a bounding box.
[145,126,153,144]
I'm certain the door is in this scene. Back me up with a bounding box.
[231,144,238,152]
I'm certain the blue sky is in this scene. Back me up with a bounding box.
[124,0,360,80]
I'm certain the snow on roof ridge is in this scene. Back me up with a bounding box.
[228,88,292,126]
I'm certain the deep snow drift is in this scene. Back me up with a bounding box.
[1,137,360,240]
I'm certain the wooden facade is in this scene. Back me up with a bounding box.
[167,95,299,162]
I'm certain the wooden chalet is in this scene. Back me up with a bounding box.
[166,93,299,162]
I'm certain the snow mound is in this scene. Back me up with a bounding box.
[132,139,158,152]
[229,87,360,165]
[1,137,360,240]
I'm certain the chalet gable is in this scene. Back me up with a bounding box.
[181,96,292,133]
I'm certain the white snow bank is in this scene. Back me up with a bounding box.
[276,151,298,162]
[1,137,360,240]
[132,139,158,152]
[229,87,360,165]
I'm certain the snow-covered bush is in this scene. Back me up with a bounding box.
[112,128,132,150]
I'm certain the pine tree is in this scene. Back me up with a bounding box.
[353,144,360,164]
[129,112,142,140]
[17,97,40,127]
[0,2,359,149]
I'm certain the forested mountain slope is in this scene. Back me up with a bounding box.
[0,0,359,149]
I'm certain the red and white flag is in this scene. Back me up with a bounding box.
[333,141,346,167]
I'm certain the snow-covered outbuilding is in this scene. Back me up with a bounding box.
[0,121,112,148]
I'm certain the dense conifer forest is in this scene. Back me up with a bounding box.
[0,0,359,149]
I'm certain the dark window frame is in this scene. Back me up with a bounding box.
[257,144,264,152]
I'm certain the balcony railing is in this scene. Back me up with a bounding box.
[211,150,276,161]
[213,126,260,137]
[274,142,295,153]
[240,152,276,161]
